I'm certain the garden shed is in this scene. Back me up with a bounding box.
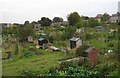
[84,47,98,66]
[70,37,82,49]
[28,36,33,43]
[38,38,49,49]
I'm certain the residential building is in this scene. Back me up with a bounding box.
[0,23,12,28]
[109,12,120,23]
[33,24,42,31]
[82,16,89,22]
[95,14,102,22]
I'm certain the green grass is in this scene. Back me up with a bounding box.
[2,49,74,76]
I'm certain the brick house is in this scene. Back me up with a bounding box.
[84,47,98,66]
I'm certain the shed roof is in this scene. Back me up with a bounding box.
[85,47,93,53]
[38,38,44,41]
[70,37,80,41]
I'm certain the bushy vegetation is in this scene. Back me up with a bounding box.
[23,50,35,58]
[2,11,118,77]
[46,61,102,77]
[76,45,88,57]
[21,67,39,76]
[62,26,76,40]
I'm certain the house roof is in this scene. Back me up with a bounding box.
[111,12,120,17]
[85,47,93,53]
[70,37,80,41]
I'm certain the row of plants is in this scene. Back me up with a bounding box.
[45,61,102,77]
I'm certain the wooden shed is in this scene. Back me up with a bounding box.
[84,47,98,66]
[28,36,33,43]
[70,37,82,49]
[38,38,48,49]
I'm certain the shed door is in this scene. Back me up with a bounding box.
[70,41,76,49]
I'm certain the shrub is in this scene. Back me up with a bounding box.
[47,65,102,77]
[108,43,114,47]
[76,45,88,57]
[84,33,92,40]
[23,50,35,57]
[48,35,53,43]
[60,60,80,69]
[62,26,76,40]
[82,58,90,67]
[21,68,39,76]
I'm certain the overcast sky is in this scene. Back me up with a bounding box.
[0,0,119,24]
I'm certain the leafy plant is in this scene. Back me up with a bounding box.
[21,68,39,76]
[76,45,88,57]
[23,50,35,57]
[47,65,102,77]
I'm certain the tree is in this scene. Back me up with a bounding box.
[24,21,29,25]
[62,26,76,40]
[67,12,81,26]
[75,20,85,28]
[24,22,35,37]
[88,18,99,28]
[101,13,110,22]
[31,21,38,25]
[53,17,63,23]
[2,28,10,35]
[39,17,52,27]
[17,21,35,41]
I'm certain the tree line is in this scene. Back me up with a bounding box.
[2,12,107,42]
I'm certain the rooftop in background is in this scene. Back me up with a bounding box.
[111,12,120,17]
[0,23,13,28]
